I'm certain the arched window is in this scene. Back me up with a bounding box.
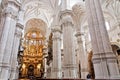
[105,22,110,30]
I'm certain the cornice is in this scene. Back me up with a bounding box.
[58,10,74,24]
[16,23,24,30]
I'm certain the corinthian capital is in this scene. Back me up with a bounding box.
[2,0,21,19]
[72,3,85,27]
[60,10,73,19]
[59,10,74,25]
[52,26,61,41]
[51,25,62,33]
[2,7,17,19]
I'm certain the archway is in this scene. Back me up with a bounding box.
[18,18,47,79]
[111,44,120,72]
[87,51,95,79]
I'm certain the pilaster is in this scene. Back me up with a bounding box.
[75,31,88,79]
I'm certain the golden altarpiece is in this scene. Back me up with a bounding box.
[18,30,46,79]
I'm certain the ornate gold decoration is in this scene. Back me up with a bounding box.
[20,31,45,77]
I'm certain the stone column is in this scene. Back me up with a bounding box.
[43,47,48,78]
[9,23,23,80]
[51,26,62,78]
[75,31,88,79]
[86,0,119,79]
[61,11,78,78]
[0,0,21,80]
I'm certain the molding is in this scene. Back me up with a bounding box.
[59,10,74,25]
[0,63,10,69]
[16,23,24,30]
[92,52,117,64]
[52,35,61,41]
[59,10,73,20]
[63,64,77,69]
[75,31,84,37]
[61,21,74,28]
[52,68,62,72]
[81,68,88,72]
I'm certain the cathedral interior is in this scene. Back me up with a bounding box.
[0,0,120,80]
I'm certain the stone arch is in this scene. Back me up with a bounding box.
[22,0,53,29]
[24,18,47,36]
[111,42,120,56]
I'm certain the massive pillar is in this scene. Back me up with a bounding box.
[0,0,21,80]
[86,0,119,79]
[75,32,88,79]
[9,23,23,80]
[61,10,78,78]
[51,26,62,78]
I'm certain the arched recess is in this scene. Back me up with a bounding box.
[87,51,95,79]
[111,43,120,72]
[111,44,120,56]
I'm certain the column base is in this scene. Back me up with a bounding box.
[51,68,62,78]
[95,76,110,79]
[95,75,120,79]
[110,75,120,79]
[0,67,9,80]
[63,64,78,78]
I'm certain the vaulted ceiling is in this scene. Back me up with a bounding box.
[21,0,85,35]
[19,0,120,35]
